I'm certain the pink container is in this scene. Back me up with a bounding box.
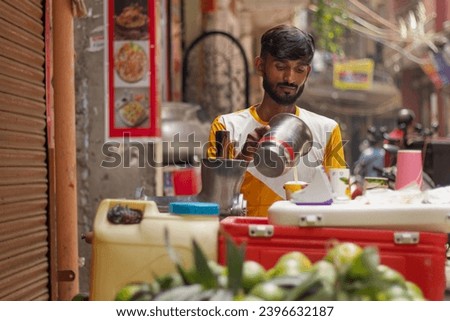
[395,150,423,190]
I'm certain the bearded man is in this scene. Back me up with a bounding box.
[207,24,346,217]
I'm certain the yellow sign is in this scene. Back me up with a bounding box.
[333,59,374,90]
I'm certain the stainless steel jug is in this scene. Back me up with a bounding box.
[254,113,313,177]
[139,158,248,217]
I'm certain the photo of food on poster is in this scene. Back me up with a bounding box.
[114,0,149,41]
[114,41,149,87]
[106,0,159,139]
[114,88,149,129]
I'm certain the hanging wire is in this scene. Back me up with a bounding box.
[311,0,441,65]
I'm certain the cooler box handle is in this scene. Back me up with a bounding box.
[249,224,273,238]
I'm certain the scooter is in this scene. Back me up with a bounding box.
[350,123,437,199]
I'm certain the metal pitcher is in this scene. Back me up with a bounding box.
[254,113,313,177]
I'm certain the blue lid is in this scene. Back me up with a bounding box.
[169,202,220,216]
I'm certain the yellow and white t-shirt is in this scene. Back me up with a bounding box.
[207,105,346,217]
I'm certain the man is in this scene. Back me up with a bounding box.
[353,126,386,191]
[387,108,416,148]
[207,25,346,217]
[384,108,416,167]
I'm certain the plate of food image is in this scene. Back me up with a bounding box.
[115,4,147,29]
[114,4,148,40]
[117,100,148,127]
[114,42,147,83]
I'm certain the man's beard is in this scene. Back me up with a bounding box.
[263,78,305,106]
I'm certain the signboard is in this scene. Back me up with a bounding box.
[105,0,160,139]
[333,59,374,90]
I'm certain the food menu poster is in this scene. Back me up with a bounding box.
[106,0,160,139]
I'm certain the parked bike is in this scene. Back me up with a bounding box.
[350,121,450,199]
[382,121,441,190]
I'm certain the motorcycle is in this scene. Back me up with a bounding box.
[351,123,440,199]
[381,122,439,190]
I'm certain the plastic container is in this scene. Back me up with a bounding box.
[268,200,450,233]
[90,199,219,300]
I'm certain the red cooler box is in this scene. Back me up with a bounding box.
[218,216,447,300]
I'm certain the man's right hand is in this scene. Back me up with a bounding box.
[236,125,270,161]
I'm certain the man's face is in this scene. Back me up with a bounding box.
[259,55,311,106]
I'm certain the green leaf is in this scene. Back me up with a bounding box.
[312,0,348,54]
[153,272,183,291]
[225,236,246,295]
[192,239,218,289]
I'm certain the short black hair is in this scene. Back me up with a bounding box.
[260,24,315,64]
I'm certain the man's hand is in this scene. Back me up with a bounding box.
[236,125,270,161]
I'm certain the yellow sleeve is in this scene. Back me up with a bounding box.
[323,125,346,172]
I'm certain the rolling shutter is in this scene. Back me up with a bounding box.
[0,0,49,300]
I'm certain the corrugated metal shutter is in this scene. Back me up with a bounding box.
[0,0,49,300]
